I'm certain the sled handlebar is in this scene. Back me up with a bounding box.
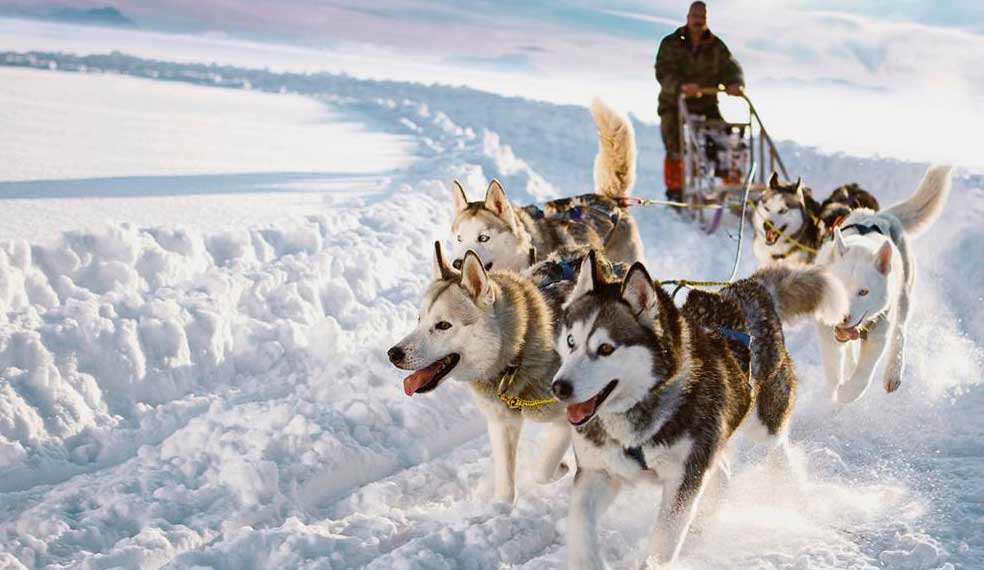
[681,86,745,99]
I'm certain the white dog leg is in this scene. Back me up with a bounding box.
[488,414,523,504]
[568,468,620,570]
[647,460,708,565]
[837,319,890,403]
[694,454,730,527]
[534,421,572,485]
[817,324,846,398]
[884,293,911,393]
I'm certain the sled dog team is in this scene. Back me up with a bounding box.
[387,99,952,568]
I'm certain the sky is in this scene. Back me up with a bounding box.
[6,1,984,168]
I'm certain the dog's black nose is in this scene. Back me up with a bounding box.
[387,346,405,364]
[552,379,573,400]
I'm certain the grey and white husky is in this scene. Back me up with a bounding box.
[815,165,951,403]
[448,99,643,272]
[387,244,621,503]
[551,252,846,568]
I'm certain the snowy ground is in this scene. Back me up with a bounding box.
[0,66,415,243]
[0,49,982,570]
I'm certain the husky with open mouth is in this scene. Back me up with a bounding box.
[387,243,621,504]
[447,98,643,273]
[753,173,880,266]
[551,252,847,568]
[815,165,951,403]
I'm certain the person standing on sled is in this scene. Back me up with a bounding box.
[655,1,744,204]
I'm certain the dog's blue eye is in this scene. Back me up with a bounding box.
[566,334,575,349]
[478,234,490,243]
[858,289,869,297]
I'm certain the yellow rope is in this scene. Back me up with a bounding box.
[629,197,727,210]
[759,216,818,254]
[661,279,732,288]
[499,394,558,409]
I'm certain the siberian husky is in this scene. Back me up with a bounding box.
[753,173,879,266]
[387,243,621,504]
[815,165,952,403]
[551,252,846,568]
[448,99,643,272]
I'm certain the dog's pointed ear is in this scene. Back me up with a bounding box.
[565,250,601,308]
[875,240,893,275]
[484,180,516,227]
[794,177,805,202]
[833,227,848,257]
[460,250,494,305]
[768,171,780,190]
[432,241,455,280]
[621,262,656,317]
[451,180,469,214]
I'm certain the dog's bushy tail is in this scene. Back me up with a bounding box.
[591,98,636,199]
[754,265,847,326]
[885,165,952,238]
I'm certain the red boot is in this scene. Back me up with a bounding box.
[664,156,684,203]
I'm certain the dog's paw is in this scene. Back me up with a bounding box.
[884,374,902,393]
[490,499,515,515]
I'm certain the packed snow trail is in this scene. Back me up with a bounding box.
[0,56,981,569]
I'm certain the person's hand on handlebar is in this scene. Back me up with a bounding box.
[681,83,700,97]
[725,83,743,96]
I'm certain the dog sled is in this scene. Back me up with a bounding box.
[678,87,788,233]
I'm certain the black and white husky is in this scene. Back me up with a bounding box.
[753,173,880,266]
[551,252,846,567]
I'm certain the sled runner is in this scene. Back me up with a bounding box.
[678,87,788,233]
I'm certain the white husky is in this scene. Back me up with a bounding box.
[815,165,952,403]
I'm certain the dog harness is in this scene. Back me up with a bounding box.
[839,222,884,236]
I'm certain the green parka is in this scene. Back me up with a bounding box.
[655,26,744,116]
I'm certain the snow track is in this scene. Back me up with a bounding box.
[1,55,982,569]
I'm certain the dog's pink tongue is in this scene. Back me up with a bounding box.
[566,397,598,425]
[834,327,861,343]
[403,363,442,396]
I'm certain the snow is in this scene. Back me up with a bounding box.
[0,48,982,570]
[0,66,416,243]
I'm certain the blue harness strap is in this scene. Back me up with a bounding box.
[716,327,752,349]
[558,260,576,281]
[840,223,883,237]
[624,445,647,470]
[524,205,545,220]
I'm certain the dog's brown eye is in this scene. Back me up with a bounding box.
[566,334,575,349]
[778,208,788,215]
[435,321,452,330]
[858,289,869,297]
[477,234,490,243]
[597,343,615,356]
[452,259,462,270]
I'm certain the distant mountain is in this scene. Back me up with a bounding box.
[0,5,137,28]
